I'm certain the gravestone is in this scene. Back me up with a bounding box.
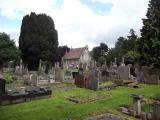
[135,66,143,82]
[37,75,49,85]
[30,74,38,86]
[141,66,160,84]
[120,57,125,66]
[101,70,109,82]
[0,74,5,95]
[49,75,55,83]
[118,66,130,80]
[19,59,23,75]
[75,68,86,87]
[15,66,20,74]
[55,68,64,82]
[49,67,55,83]
[75,74,85,87]
[153,100,160,120]
[86,69,99,90]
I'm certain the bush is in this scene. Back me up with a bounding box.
[65,70,72,76]
[4,73,13,84]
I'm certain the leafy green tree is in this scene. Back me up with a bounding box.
[92,43,108,61]
[106,29,139,65]
[92,46,101,62]
[138,0,160,68]
[98,56,106,66]
[19,12,58,70]
[124,51,140,65]
[0,32,21,69]
[105,48,117,66]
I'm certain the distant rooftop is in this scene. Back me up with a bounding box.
[64,47,87,60]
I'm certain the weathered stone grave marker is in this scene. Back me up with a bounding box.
[118,65,130,80]
[130,94,143,115]
[86,68,99,90]
[153,99,160,120]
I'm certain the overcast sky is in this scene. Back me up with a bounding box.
[0,0,149,50]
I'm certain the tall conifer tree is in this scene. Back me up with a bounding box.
[139,0,160,68]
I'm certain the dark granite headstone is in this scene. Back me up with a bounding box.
[0,75,5,95]
[75,74,85,87]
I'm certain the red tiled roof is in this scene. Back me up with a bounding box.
[64,47,86,60]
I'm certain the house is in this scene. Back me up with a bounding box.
[63,45,91,69]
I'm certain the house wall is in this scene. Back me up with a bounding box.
[79,47,91,69]
[64,46,91,69]
[64,59,79,68]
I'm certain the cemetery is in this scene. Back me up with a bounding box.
[0,0,160,119]
[0,57,160,120]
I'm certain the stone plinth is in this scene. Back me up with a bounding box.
[130,94,143,115]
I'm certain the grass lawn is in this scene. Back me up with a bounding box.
[0,84,159,120]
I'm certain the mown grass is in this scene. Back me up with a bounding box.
[0,84,159,120]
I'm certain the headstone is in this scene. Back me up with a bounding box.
[75,68,86,87]
[135,66,144,82]
[19,59,23,75]
[113,57,117,67]
[118,65,130,80]
[49,75,55,83]
[153,101,160,120]
[55,68,64,82]
[0,74,5,95]
[141,66,160,84]
[15,66,20,74]
[75,74,85,87]
[121,57,125,66]
[39,59,42,69]
[86,69,99,90]
[30,74,38,86]
[22,66,28,75]
[101,70,109,82]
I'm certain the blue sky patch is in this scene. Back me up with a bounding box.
[80,0,113,15]
[0,15,21,29]
[54,0,64,9]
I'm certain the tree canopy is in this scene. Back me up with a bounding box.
[19,12,58,70]
[138,0,160,68]
[0,32,21,69]
[56,45,70,62]
[92,43,108,66]
[106,29,139,65]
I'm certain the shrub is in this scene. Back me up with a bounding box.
[65,70,72,76]
[4,73,13,84]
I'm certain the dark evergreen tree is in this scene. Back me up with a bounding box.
[19,12,58,70]
[57,45,70,62]
[139,0,160,68]
[0,32,21,69]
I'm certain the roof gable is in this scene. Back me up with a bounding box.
[64,47,86,60]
